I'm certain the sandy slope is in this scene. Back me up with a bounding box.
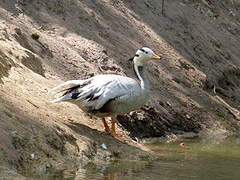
[0,0,240,175]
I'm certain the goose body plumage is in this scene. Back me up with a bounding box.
[52,74,149,117]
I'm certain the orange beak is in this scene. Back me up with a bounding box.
[151,54,161,60]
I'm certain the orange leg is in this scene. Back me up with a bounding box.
[102,118,111,134]
[110,117,122,138]
[111,117,117,136]
[102,117,122,138]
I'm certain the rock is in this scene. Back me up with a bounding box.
[31,33,40,40]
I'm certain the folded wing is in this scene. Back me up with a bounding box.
[51,74,140,111]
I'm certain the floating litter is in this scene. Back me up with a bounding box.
[31,153,35,159]
[100,143,108,150]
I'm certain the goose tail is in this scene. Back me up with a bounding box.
[51,79,90,103]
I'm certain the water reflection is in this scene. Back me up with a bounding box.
[16,137,240,179]
[75,160,156,180]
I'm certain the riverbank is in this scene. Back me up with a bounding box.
[0,0,240,177]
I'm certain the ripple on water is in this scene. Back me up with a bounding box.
[12,137,240,180]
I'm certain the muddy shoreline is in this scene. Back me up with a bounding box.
[0,0,240,178]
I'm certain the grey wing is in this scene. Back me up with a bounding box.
[79,75,141,111]
[52,74,140,111]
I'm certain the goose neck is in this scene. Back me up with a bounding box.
[134,64,149,90]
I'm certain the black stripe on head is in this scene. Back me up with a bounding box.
[128,54,139,62]
[128,57,134,61]
[140,48,148,54]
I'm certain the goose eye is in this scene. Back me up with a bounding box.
[145,52,148,54]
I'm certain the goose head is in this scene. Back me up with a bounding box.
[129,47,161,66]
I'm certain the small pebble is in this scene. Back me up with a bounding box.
[179,142,185,147]
[31,33,40,40]
[166,101,171,106]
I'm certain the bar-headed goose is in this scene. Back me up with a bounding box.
[52,47,161,138]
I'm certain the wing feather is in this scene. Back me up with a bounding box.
[51,74,140,111]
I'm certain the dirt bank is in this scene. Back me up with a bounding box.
[0,0,240,176]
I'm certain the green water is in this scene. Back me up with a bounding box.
[20,137,240,179]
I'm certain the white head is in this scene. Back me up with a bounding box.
[129,47,161,66]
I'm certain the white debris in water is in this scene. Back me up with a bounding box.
[31,153,35,159]
[100,143,108,150]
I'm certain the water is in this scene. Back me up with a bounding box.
[20,137,240,179]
